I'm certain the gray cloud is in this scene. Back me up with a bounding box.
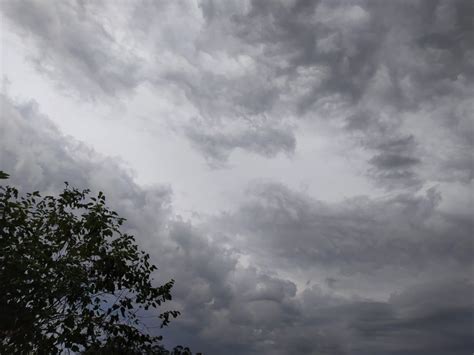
[1,0,144,100]
[370,154,419,169]
[187,0,473,182]
[2,0,473,184]
[347,278,474,355]
[183,119,295,166]
[211,182,472,286]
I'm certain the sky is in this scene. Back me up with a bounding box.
[0,0,473,354]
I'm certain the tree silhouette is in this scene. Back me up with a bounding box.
[0,172,193,354]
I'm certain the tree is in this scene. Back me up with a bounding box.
[0,172,192,354]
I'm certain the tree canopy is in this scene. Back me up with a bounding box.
[0,172,193,354]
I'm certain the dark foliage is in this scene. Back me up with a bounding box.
[0,172,194,354]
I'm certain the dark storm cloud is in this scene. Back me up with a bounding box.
[2,0,473,183]
[222,1,473,108]
[230,0,380,103]
[345,109,423,188]
[211,182,472,277]
[197,180,473,354]
[347,279,474,355]
[283,279,474,355]
[186,0,473,182]
[369,154,419,171]
[369,136,421,180]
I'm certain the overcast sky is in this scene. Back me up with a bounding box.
[1,0,473,354]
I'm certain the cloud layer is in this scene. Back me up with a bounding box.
[3,0,472,181]
[1,0,473,354]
